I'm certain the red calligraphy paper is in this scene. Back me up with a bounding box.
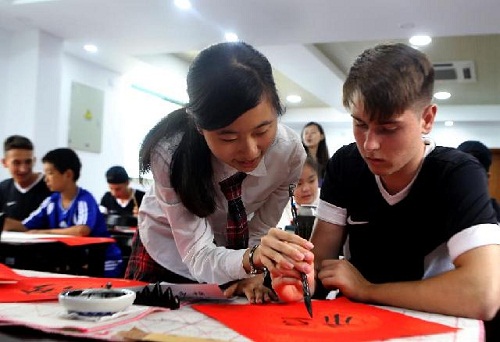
[0,263,24,283]
[39,236,116,246]
[0,263,146,302]
[193,297,458,341]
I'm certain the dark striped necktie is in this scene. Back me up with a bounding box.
[219,172,248,249]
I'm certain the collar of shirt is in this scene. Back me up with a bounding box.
[211,150,269,184]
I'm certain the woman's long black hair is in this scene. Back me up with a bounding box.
[301,121,329,180]
[140,41,284,217]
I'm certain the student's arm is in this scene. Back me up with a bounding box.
[26,225,91,236]
[8,197,50,232]
[310,218,345,272]
[257,218,343,302]
[23,195,93,236]
[3,217,27,231]
[317,243,500,320]
[149,143,249,284]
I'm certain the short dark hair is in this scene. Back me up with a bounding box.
[186,41,284,131]
[303,154,319,176]
[343,42,434,122]
[106,166,129,184]
[42,148,81,181]
[3,135,33,153]
[457,140,492,172]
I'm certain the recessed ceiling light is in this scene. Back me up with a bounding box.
[286,95,302,104]
[434,91,451,100]
[444,120,454,127]
[174,0,191,10]
[409,35,432,46]
[224,32,239,42]
[83,44,98,53]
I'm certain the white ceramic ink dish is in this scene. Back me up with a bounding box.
[58,288,136,317]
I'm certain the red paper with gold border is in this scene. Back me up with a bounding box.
[193,297,458,342]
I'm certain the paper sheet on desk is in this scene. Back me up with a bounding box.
[0,263,147,302]
[1,231,68,243]
[0,301,167,340]
[1,231,115,246]
[193,297,460,342]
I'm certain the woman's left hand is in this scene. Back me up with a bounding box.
[223,274,278,304]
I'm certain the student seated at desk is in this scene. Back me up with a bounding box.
[456,140,500,222]
[301,122,330,186]
[100,166,145,219]
[278,154,320,229]
[4,148,123,278]
[259,43,500,322]
[0,135,51,230]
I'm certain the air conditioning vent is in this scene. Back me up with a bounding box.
[433,61,476,82]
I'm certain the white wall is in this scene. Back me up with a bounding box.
[58,52,187,199]
[282,105,500,157]
[0,29,188,202]
[0,29,9,134]
[1,28,500,204]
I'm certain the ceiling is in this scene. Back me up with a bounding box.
[1,0,499,116]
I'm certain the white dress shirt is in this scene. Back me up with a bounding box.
[138,123,306,284]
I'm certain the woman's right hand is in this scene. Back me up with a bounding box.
[259,228,314,273]
[258,228,314,301]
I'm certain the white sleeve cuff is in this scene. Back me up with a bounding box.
[448,224,500,260]
[316,199,346,226]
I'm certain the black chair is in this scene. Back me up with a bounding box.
[105,214,138,228]
[0,212,4,243]
[485,312,499,342]
[105,213,137,278]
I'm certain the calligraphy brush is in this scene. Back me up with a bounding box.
[288,184,313,318]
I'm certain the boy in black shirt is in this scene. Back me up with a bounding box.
[457,140,500,222]
[100,166,145,218]
[0,135,51,229]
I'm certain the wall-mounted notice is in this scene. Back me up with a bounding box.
[68,82,104,153]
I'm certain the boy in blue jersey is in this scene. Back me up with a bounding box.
[6,148,123,277]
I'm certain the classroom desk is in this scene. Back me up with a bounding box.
[0,269,485,342]
[0,232,112,277]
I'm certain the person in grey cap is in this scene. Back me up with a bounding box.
[457,140,500,222]
[100,166,145,217]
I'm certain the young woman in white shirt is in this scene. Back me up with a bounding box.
[124,41,306,304]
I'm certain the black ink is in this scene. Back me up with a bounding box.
[282,317,310,326]
[22,284,57,294]
[324,313,353,327]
